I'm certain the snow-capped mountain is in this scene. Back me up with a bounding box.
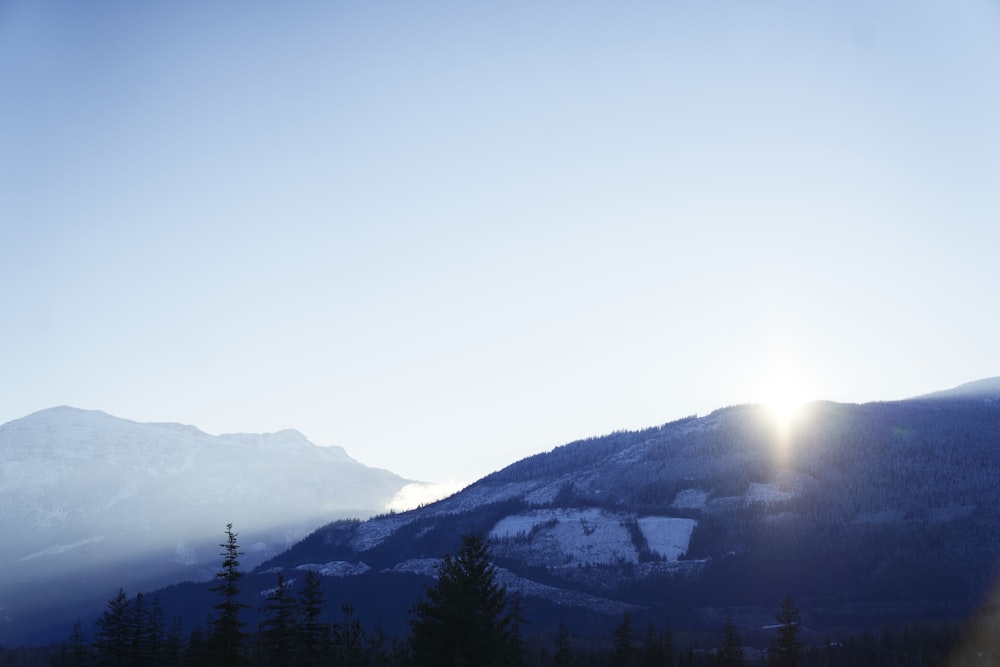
[10,379,1000,645]
[0,406,413,645]
[246,378,1000,639]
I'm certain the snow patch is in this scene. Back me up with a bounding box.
[491,508,699,567]
[258,578,296,597]
[670,489,709,510]
[491,512,552,539]
[745,483,794,504]
[296,561,371,577]
[637,517,697,561]
[351,516,415,551]
[491,508,638,566]
[522,482,562,505]
[388,558,441,577]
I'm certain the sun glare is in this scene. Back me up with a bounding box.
[767,390,804,432]
[761,367,808,436]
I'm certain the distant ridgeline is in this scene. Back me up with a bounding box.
[5,380,1000,661]
[0,406,412,647]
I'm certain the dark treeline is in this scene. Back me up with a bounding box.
[0,525,994,667]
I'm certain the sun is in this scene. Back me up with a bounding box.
[760,368,807,435]
[766,386,804,432]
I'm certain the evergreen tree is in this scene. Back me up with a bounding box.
[409,533,515,666]
[661,621,675,667]
[257,573,299,666]
[124,592,152,666]
[612,611,635,667]
[298,569,329,667]
[641,621,668,667]
[161,617,185,667]
[332,603,368,667]
[553,621,574,667]
[94,588,130,667]
[61,620,92,667]
[508,591,527,666]
[767,596,802,667]
[208,523,248,666]
[184,627,210,667]
[366,625,395,667]
[145,597,166,665]
[714,619,745,667]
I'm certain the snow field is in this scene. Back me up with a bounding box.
[490,508,697,566]
[636,517,697,561]
[670,488,709,510]
[296,561,371,577]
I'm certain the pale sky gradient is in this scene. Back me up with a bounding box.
[2,0,998,484]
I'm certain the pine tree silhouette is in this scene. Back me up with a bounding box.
[409,533,516,666]
[208,523,248,666]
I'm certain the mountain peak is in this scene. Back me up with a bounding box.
[0,406,412,645]
[17,405,116,423]
[216,428,352,459]
[1,407,360,463]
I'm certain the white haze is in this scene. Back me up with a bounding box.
[386,481,469,513]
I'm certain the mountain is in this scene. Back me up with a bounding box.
[232,384,1000,645]
[0,406,413,645]
[916,376,1000,400]
[11,383,1000,649]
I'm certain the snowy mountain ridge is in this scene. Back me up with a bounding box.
[251,380,1000,638]
[7,378,1000,644]
[0,406,413,645]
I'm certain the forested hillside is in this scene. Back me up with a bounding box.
[20,526,995,666]
[257,394,1000,636]
[4,390,1000,666]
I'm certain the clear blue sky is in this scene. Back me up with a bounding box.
[2,0,998,484]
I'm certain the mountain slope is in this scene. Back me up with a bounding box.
[0,406,412,645]
[915,376,1000,400]
[251,388,1000,640]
